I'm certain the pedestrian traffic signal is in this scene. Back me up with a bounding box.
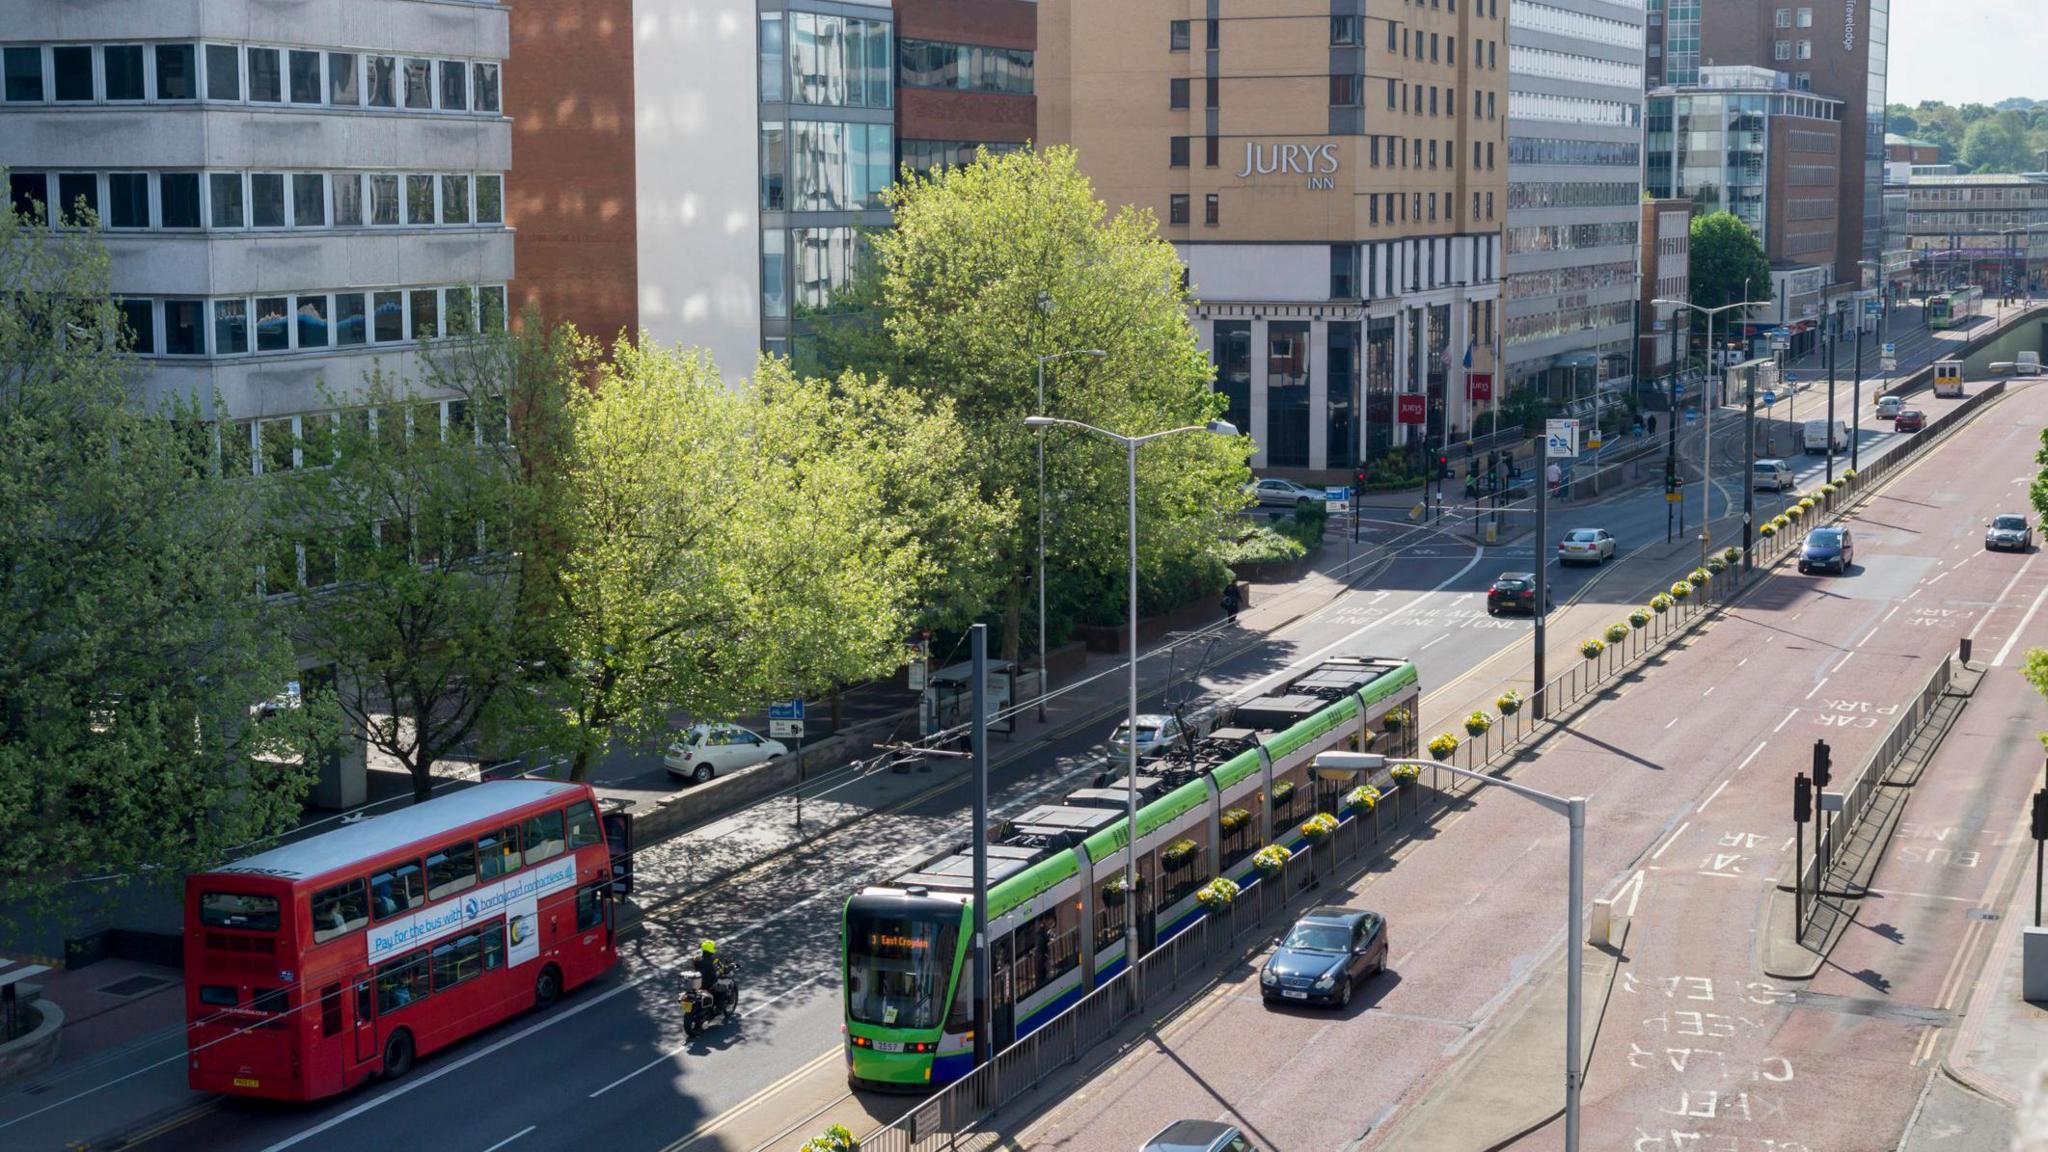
[1355,467,1368,493]
[1793,772,1812,825]
[1812,739,1832,792]
[1437,453,1450,479]
[2032,788,2048,842]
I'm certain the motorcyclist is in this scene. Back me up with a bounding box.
[694,939,735,1014]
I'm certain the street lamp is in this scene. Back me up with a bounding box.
[1022,413,1239,979]
[1317,751,1587,1152]
[1653,297,1771,568]
[1033,349,1108,722]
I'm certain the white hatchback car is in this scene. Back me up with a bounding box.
[663,723,787,784]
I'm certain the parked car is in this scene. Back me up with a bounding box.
[1248,477,1329,509]
[1487,572,1538,615]
[1109,713,1186,761]
[662,723,788,784]
[1752,459,1794,492]
[1986,514,2034,552]
[1798,526,1855,575]
[1259,906,1388,1009]
[1140,1121,1258,1152]
[1557,527,1617,565]
[1875,395,1904,419]
[1894,408,1926,433]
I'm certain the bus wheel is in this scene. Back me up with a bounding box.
[535,964,562,1009]
[382,1030,414,1079]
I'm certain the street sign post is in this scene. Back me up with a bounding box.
[1545,419,1579,459]
[1880,342,1898,373]
[772,699,808,828]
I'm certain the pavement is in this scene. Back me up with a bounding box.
[0,301,2037,1152]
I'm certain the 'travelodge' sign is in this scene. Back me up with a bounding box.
[1237,141,1339,189]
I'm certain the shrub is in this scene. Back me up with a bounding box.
[1649,593,1672,614]
[802,1125,859,1152]
[1669,579,1694,600]
[1223,525,1307,568]
[1380,707,1411,733]
[1428,732,1460,759]
[1343,785,1382,814]
[1300,812,1339,840]
[1195,877,1241,910]
[1629,609,1651,629]
[1464,710,1494,736]
[1604,622,1629,644]
[1252,844,1292,874]
[1496,689,1525,715]
[1581,637,1606,659]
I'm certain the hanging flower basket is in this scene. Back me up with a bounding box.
[1161,838,1201,871]
[1843,468,1857,481]
[1100,872,1146,906]
[1705,557,1727,576]
[1649,593,1672,614]
[1300,812,1339,841]
[1722,547,1741,565]
[1252,844,1292,875]
[1689,567,1713,586]
[1342,785,1381,815]
[1463,710,1494,737]
[1219,807,1251,834]
[1195,877,1241,911]
[1604,622,1629,645]
[1389,761,1423,785]
[1796,498,1816,514]
[1269,780,1296,807]
[1580,637,1606,660]
[801,1125,860,1152]
[1496,689,1524,716]
[1760,522,1777,538]
[1770,514,1791,531]
[1427,732,1460,759]
[1380,707,1412,733]
[1628,609,1651,629]
[1669,580,1694,601]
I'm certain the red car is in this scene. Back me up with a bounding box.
[1895,409,1926,432]
[1487,572,1538,615]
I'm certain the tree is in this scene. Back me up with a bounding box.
[531,341,996,780]
[0,195,332,914]
[1962,112,2034,174]
[1689,211,1773,314]
[818,146,1253,660]
[272,321,587,803]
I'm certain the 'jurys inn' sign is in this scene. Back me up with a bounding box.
[1237,141,1339,189]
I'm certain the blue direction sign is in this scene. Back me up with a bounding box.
[1672,380,1685,399]
[769,700,805,720]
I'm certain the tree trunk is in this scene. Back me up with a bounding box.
[1003,578,1024,664]
[569,742,596,783]
[830,684,842,732]
[405,750,434,805]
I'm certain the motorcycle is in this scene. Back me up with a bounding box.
[679,964,740,1037]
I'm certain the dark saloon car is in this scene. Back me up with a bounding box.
[1798,526,1854,574]
[1487,572,1538,615]
[1259,906,1388,1008]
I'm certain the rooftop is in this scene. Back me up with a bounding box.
[1908,172,2048,186]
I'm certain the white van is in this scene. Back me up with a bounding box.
[1752,459,1794,492]
[1875,395,1904,420]
[2018,351,2042,377]
[1803,420,1849,454]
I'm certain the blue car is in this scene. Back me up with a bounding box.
[1798,526,1854,574]
[1259,906,1388,1009]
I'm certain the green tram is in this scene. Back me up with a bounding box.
[1927,286,1983,330]
[840,656,1420,1090]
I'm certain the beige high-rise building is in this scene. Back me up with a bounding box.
[1039,0,1508,478]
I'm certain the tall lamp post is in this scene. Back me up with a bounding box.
[1023,414,1238,980]
[1317,751,1587,1152]
[1653,296,1771,568]
[1033,349,1107,722]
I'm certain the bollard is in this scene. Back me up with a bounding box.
[1590,899,1614,948]
[1961,637,1973,666]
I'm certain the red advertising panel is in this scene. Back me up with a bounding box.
[1397,394,1426,425]
[1467,373,1492,402]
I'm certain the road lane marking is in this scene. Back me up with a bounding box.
[1883,606,1900,623]
[588,972,836,1099]
[1696,779,1731,813]
[1804,677,1829,701]
[1665,718,1677,729]
[1614,869,1646,917]
[1418,633,1448,651]
[1737,657,1748,667]
[1702,685,1715,697]
[1992,581,2048,667]
[1966,551,2039,640]
[1834,651,1855,672]
[1733,742,1767,774]
[482,1126,537,1152]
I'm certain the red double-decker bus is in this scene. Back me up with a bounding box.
[184,780,632,1100]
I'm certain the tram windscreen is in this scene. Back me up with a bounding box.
[846,901,960,1031]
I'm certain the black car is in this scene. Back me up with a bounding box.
[1259,906,1388,1009]
[1487,572,1537,615]
[1798,526,1854,574]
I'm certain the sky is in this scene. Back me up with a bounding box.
[1886,0,2046,108]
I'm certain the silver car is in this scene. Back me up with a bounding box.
[1109,713,1185,761]
[1140,1120,1257,1152]
[1986,514,2033,552]
[1249,477,1329,509]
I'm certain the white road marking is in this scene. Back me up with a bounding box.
[1967,551,2040,640]
[1993,582,2048,667]
[1665,718,1678,729]
[587,972,835,1098]
[1737,657,1749,668]
[1883,605,1900,623]
[1834,651,1855,672]
[1733,742,1767,773]
[482,1126,537,1152]
[1615,869,1646,918]
[1650,822,1688,861]
[1702,685,1716,698]
[1418,634,1448,651]
[1696,779,1732,814]
[1804,677,1829,701]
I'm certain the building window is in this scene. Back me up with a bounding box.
[1206,77,1219,108]
[1206,135,1219,167]
[333,175,362,227]
[1265,322,1310,467]
[402,57,432,109]
[52,46,92,102]
[1169,77,1188,108]
[897,39,1033,96]
[293,174,326,228]
[1796,7,1813,26]
[1332,15,1361,45]
[790,12,894,108]
[1774,40,1792,60]
[1169,194,1189,224]
[161,173,201,228]
[1204,193,1218,226]
[370,175,399,225]
[760,12,785,102]
[56,172,97,227]
[1774,7,1792,27]
[1330,74,1362,106]
[4,46,45,102]
[116,299,154,354]
[1330,244,1359,298]
[286,50,320,104]
[208,174,243,227]
[1214,321,1251,435]
[1206,19,1220,49]
[107,174,149,229]
[214,300,248,354]
[366,55,395,107]
[103,45,145,101]
[1170,136,1189,167]
[439,59,468,111]
[1796,40,1811,59]
[1170,20,1190,51]
[156,44,196,100]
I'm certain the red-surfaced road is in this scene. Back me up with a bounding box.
[1015,379,2048,1152]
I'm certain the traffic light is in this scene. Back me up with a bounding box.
[1664,459,1679,495]
[1438,453,1451,480]
[1793,773,1812,825]
[1355,467,1369,493]
[2032,788,2048,842]
[1812,739,1832,792]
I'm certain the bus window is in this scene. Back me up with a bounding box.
[565,800,601,850]
[481,921,506,971]
[478,825,521,878]
[311,879,369,943]
[430,933,483,992]
[425,840,477,900]
[201,891,280,931]
[576,882,605,931]
[522,810,565,864]
[376,952,430,1013]
[369,862,425,921]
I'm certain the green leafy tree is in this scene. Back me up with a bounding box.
[271,322,587,803]
[818,145,1253,660]
[0,195,332,913]
[1689,211,1773,314]
[1962,112,2034,174]
[531,341,997,780]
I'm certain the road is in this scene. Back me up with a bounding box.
[0,303,2030,1152]
[1011,380,2048,1150]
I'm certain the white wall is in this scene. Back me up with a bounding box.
[632,0,762,385]
[1179,242,1332,303]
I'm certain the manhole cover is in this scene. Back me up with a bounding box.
[96,974,175,998]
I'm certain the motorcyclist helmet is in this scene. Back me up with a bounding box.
[700,939,717,956]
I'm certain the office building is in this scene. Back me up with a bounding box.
[1638,197,1690,384]
[1,0,514,451]
[1038,0,1509,479]
[1502,0,1645,414]
[1906,172,2048,295]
